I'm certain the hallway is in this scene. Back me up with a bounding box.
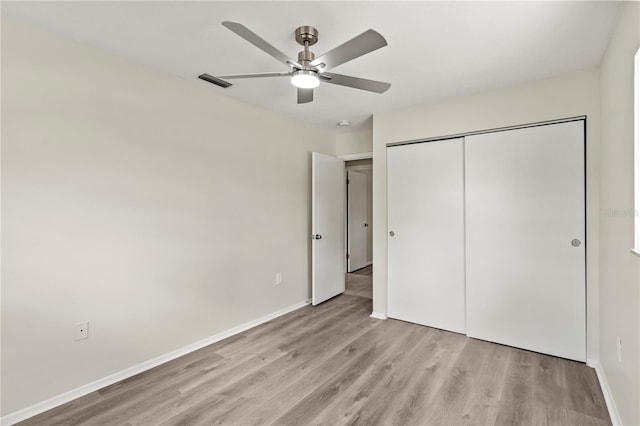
[345,265,373,299]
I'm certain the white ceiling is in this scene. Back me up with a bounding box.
[2,1,620,132]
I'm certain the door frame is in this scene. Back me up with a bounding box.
[346,170,368,272]
[342,156,373,274]
[386,116,587,147]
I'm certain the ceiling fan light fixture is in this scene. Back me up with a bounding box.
[291,70,320,89]
[212,22,391,105]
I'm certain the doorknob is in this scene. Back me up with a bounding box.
[389,231,395,237]
[312,234,322,240]
[571,239,582,247]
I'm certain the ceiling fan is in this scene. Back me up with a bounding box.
[199,21,391,104]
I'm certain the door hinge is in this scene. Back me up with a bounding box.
[346,253,350,259]
[346,178,350,184]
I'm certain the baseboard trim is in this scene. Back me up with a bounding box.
[1,299,310,426]
[370,312,387,320]
[587,358,622,426]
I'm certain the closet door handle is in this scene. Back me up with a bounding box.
[571,239,581,247]
[389,231,395,237]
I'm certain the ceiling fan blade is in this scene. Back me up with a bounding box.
[222,21,303,69]
[309,29,387,71]
[218,72,291,79]
[297,88,314,104]
[320,72,391,93]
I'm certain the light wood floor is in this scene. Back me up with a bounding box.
[20,272,610,426]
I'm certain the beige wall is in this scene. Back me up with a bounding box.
[598,3,640,424]
[372,69,601,362]
[0,18,335,415]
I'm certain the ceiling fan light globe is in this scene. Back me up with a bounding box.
[291,70,320,89]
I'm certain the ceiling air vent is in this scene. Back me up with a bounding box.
[198,73,232,88]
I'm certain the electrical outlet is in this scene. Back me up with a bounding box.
[617,336,622,363]
[75,321,89,341]
[276,272,282,285]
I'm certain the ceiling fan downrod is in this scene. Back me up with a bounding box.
[295,26,318,70]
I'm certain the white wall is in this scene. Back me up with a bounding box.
[598,3,640,424]
[336,118,373,157]
[0,18,335,416]
[372,69,601,362]
[339,121,374,266]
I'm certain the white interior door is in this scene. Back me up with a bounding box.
[387,139,466,334]
[347,171,368,272]
[465,121,586,361]
[312,152,345,305]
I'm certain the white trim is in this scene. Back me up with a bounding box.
[631,248,640,257]
[345,164,372,172]
[0,300,310,426]
[633,48,639,253]
[339,152,373,161]
[370,312,387,320]
[386,116,586,147]
[587,359,622,426]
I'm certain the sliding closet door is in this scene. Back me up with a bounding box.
[465,121,586,361]
[387,138,465,334]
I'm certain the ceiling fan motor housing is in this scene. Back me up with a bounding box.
[295,26,319,46]
[298,50,315,63]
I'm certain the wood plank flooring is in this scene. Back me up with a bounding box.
[350,264,373,277]
[20,272,610,426]
[344,269,373,300]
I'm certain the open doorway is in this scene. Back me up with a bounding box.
[345,158,372,299]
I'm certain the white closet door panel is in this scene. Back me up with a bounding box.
[465,121,586,361]
[387,138,465,334]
